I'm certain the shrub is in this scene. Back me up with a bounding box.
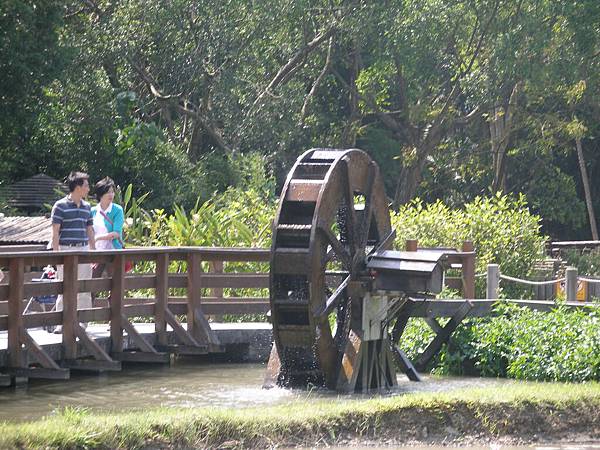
[391,193,547,297]
[400,302,600,382]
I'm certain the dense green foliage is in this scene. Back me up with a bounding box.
[1,1,599,238]
[562,249,600,277]
[391,193,546,297]
[401,302,600,382]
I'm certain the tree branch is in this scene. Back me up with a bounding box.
[300,36,334,124]
[250,26,337,113]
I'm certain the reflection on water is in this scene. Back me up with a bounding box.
[0,361,534,423]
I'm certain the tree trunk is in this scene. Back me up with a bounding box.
[393,149,429,208]
[187,122,203,164]
[340,39,361,148]
[575,137,599,240]
[491,82,520,193]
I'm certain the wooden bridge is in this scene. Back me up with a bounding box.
[0,243,596,388]
[0,247,271,385]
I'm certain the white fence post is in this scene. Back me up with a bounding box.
[565,267,578,302]
[486,264,499,300]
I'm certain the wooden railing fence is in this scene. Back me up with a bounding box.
[0,247,269,380]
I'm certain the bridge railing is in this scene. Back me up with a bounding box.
[485,263,600,302]
[0,247,269,377]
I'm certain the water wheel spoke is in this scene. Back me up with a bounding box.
[315,275,350,317]
[358,162,377,251]
[340,158,357,254]
[368,229,396,256]
[319,225,352,270]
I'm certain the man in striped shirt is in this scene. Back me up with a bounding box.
[50,171,96,331]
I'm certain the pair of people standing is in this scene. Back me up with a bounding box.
[50,172,124,331]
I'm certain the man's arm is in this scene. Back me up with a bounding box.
[87,225,96,250]
[51,223,60,251]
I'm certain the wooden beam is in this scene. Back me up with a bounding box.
[5,367,69,380]
[155,344,209,355]
[155,253,169,346]
[414,300,473,371]
[164,307,200,347]
[8,257,25,368]
[168,273,268,289]
[391,344,421,381]
[193,306,221,347]
[186,252,202,340]
[110,254,125,353]
[120,313,159,354]
[112,351,170,364]
[424,317,444,334]
[62,359,121,372]
[62,255,78,360]
[20,329,61,370]
[461,241,475,299]
[74,323,117,363]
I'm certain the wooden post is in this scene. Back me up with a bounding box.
[405,239,418,251]
[155,253,169,346]
[462,241,475,299]
[187,252,202,339]
[110,254,125,353]
[565,267,578,302]
[8,258,25,368]
[210,260,224,300]
[486,264,499,300]
[62,255,79,360]
[209,260,224,322]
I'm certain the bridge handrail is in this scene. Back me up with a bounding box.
[488,263,600,302]
[499,274,566,286]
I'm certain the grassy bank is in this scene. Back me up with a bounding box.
[2,382,600,449]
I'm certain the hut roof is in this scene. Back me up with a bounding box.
[1,174,67,212]
[0,216,51,245]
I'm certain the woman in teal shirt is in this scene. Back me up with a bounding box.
[91,177,125,279]
[92,177,124,250]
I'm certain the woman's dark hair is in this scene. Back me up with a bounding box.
[67,171,89,192]
[95,176,116,201]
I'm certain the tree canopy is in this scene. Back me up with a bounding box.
[1,0,598,239]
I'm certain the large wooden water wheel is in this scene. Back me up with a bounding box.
[265,149,394,390]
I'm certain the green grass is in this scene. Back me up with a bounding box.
[2,382,600,449]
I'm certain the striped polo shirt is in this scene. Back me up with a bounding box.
[51,196,93,245]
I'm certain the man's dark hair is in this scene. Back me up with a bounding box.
[67,171,89,192]
[95,176,115,201]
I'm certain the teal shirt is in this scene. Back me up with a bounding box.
[91,203,125,249]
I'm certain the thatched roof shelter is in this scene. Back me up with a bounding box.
[1,174,67,214]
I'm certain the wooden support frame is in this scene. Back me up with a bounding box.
[414,300,473,371]
[63,323,121,372]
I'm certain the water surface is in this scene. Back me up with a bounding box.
[0,361,514,422]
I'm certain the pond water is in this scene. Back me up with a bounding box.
[0,360,512,423]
